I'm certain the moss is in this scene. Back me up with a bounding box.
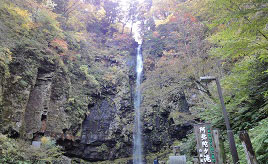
[18,80,28,88]
[97,144,109,153]
[168,111,195,125]
[76,128,82,137]
[0,133,63,163]
[145,147,173,163]
[115,142,122,150]
[172,140,181,146]
[92,157,132,164]
[0,47,12,78]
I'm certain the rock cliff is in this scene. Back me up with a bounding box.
[0,43,193,163]
[0,46,194,162]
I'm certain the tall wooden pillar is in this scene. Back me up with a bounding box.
[239,131,258,164]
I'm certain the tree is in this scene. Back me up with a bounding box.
[54,0,82,18]
[103,0,120,24]
[184,0,268,62]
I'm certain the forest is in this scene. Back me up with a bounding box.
[0,0,267,163]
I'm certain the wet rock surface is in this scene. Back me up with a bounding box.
[58,79,135,161]
[81,99,117,145]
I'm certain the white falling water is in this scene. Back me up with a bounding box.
[133,44,143,164]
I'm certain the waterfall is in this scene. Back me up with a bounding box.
[133,44,143,164]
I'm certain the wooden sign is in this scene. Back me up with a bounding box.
[194,123,218,164]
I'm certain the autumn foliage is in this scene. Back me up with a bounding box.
[50,38,68,52]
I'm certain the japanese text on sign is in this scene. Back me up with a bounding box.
[194,124,217,164]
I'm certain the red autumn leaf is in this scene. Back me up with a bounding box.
[50,38,68,52]
[153,31,160,38]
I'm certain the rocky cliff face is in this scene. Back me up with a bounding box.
[0,44,193,162]
[142,91,193,154]
[1,51,71,139]
[59,76,135,161]
[0,43,136,161]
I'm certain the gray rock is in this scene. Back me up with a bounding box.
[58,156,72,164]
[168,156,187,164]
[32,141,41,148]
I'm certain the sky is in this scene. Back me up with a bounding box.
[119,0,144,7]
[118,0,144,44]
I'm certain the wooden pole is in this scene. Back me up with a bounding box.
[213,130,226,164]
[239,131,258,164]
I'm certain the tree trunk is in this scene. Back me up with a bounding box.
[130,21,134,35]
[122,24,126,34]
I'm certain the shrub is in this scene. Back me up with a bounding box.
[0,134,63,163]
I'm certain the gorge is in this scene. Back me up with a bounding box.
[0,0,267,163]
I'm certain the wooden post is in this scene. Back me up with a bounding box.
[239,131,258,164]
[213,130,226,164]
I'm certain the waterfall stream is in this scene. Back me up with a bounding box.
[133,44,143,164]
